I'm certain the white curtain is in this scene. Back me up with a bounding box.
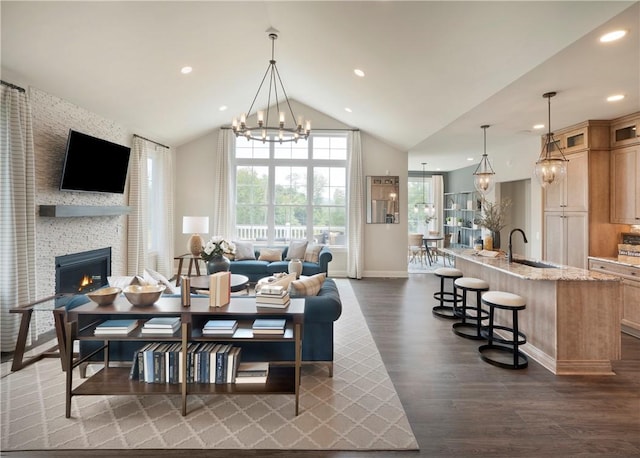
[153,142,174,278]
[127,136,149,275]
[347,130,364,279]
[432,175,444,235]
[212,128,234,239]
[1,83,36,351]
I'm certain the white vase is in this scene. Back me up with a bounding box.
[288,259,303,279]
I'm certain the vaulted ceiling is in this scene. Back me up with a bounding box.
[2,1,638,171]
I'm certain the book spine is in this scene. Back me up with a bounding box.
[215,345,228,384]
[153,346,164,383]
[129,350,139,380]
[143,344,156,383]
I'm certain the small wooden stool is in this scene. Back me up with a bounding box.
[452,277,489,340]
[432,267,463,319]
[478,291,528,369]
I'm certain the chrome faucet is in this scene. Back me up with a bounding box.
[508,228,528,263]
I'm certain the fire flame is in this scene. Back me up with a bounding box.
[78,274,93,291]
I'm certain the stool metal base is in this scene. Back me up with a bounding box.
[452,322,485,340]
[478,344,528,369]
[432,291,462,319]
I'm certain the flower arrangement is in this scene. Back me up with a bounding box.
[201,236,235,261]
[477,197,512,233]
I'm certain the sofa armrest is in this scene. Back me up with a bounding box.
[318,246,333,274]
[303,278,342,322]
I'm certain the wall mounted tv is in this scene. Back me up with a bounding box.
[59,130,131,194]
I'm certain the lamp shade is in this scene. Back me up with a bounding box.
[182,216,209,235]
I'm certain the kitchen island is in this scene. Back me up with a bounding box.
[444,248,622,375]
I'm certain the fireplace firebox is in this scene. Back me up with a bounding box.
[55,248,111,306]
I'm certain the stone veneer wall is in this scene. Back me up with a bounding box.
[30,87,132,337]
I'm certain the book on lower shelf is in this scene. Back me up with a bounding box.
[252,318,286,335]
[202,319,238,336]
[234,361,269,384]
[141,316,180,335]
[94,319,139,335]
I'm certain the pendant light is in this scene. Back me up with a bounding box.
[473,124,495,195]
[534,91,568,187]
[414,163,434,216]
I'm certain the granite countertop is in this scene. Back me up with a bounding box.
[445,248,621,281]
[588,256,640,270]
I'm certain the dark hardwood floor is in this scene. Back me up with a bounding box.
[6,274,640,457]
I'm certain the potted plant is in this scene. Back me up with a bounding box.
[476,198,512,249]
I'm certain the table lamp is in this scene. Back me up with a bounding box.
[182,216,209,257]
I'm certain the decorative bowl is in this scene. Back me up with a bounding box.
[123,284,166,307]
[87,287,121,306]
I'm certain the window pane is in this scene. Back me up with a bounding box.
[313,136,347,160]
[274,166,307,204]
[274,138,308,159]
[314,167,346,205]
[313,207,345,245]
[236,166,268,204]
[236,206,268,241]
[274,206,307,241]
[235,136,269,159]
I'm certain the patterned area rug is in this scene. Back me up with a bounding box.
[0,279,418,451]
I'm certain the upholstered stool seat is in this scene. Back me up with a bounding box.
[432,267,463,319]
[452,277,490,340]
[478,291,528,370]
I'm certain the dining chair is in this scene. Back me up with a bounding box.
[408,233,426,265]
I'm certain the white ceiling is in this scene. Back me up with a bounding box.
[2,1,638,171]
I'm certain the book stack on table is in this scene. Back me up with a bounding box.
[252,318,286,335]
[141,317,180,335]
[255,285,290,308]
[202,319,238,336]
[94,319,139,336]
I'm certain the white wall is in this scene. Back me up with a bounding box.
[174,100,409,278]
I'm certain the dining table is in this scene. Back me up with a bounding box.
[423,235,444,266]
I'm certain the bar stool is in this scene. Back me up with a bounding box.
[478,291,528,370]
[452,277,489,340]
[432,267,463,319]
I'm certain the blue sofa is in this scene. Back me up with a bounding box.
[67,277,342,377]
[230,245,333,283]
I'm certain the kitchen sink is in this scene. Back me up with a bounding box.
[513,259,558,269]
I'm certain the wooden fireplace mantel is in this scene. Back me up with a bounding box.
[39,205,131,217]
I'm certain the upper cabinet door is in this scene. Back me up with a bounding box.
[543,150,588,212]
[611,115,640,149]
[610,146,640,224]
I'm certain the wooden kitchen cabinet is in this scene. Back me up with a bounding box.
[589,257,640,339]
[610,144,640,224]
[610,113,640,149]
[544,211,589,269]
[542,120,621,268]
[543,150,589,212]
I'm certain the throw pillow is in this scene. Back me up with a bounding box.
[258,248,282,262]
[290,273,326,297]
[304,244,323,263]
[143,268,178,294]
[285,240,308,261]
[107,276,134,290]
[234,241,256,260]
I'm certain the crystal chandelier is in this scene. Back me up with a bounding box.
[534,91,568,187]
[231,31,310,143]
[473,125,495,195]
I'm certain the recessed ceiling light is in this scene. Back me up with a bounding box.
[467,157,474,161]
[600,30,627,43]
[533,124,545,130]
[180,66,193,74]
[436,168,441,171]
[344,107,353,113]
[607,94,625,102]
[219,105,228,111]
[354,69,365,77]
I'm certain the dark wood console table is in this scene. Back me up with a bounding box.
[65,295,304,417]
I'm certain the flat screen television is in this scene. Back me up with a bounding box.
[59,129,131,194]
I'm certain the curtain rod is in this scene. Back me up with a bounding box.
[133,134,170,149]
[1,80,25,93]
[220,126,359,132]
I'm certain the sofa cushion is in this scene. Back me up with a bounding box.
[258,248,282,262]
[285,240,308,260]
[234,241,256,260]
[304,244,323,263]
[291,273,326,297]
